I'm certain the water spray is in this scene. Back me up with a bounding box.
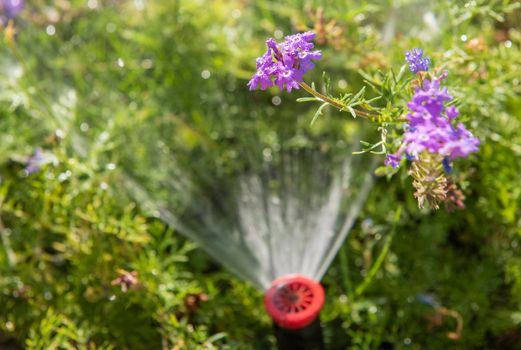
[123,126,375,349]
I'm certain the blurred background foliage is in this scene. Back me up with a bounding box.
[0,0,520,349]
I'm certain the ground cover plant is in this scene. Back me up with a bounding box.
[0,0,520,349]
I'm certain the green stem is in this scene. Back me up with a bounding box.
[299,81,408,123]
[339,243,353,298]
[299,82,377,119]
[354,206,401,298]
[0,216,15,267]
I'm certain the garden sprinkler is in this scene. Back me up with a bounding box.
[123,131,375,349]
[265,274,325,350]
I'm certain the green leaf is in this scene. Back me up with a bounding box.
[351,86,366,102]
[347,106,357,118]
[310,102,329,126]
[296,97,318,102]
[395,64,407,83]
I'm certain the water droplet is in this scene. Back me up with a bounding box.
[55,129,65,139]
[117,58,125,68]
[80,122,89,132]
[46,25,56,36]
[201,70,211,79]
[12,66,23,79]
[263,148,272,161]
[505,40,512,48]
[423,12,437,29]
[99,131,109,142]
[460,34,468,42]
[106,22,116,33]
[271,96,281,106]
[87,0,98,9]
[231,9,241,19]
[490,133,500,141]
[274,30,283,39]
[134,0,145,10]
[338,79,348,89]
[58,171,72,182]
[355,14,365,22]
[141,58,153,69]
[404,338,412,345]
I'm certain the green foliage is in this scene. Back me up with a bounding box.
[0,0,520,349]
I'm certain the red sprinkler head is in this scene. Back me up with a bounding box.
[264,274,325,330]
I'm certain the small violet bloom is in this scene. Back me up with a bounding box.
[25,147,57,174]
[416,293,439,307]
[442,157,452,174]
[25,148,45,174]
[0,0,24,21]
[248,32,322,92]
[405,48,430,74]
[384,153,402,168]
[387,74,480,168]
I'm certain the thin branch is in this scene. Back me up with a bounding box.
[298,81,378,120]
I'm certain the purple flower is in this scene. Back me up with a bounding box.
[25,147,57,174]
[445,106,459,120]
[1,0,24,20]
[442,157,452,173]
[387,75,479,166]
[405,48,430,74]
[416,293,439,307]
[25,148,45,174]
[385,153,402,168]
[248,32,322,92]
[407,78,452,118]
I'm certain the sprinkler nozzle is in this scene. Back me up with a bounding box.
[264,274,325,330]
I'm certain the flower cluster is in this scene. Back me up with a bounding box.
[405,48,430,74]
[384,49,480,209]
[248,32,322,92]
[385,74,480,168]
[0,0,24,23]
[247,37,480,211]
